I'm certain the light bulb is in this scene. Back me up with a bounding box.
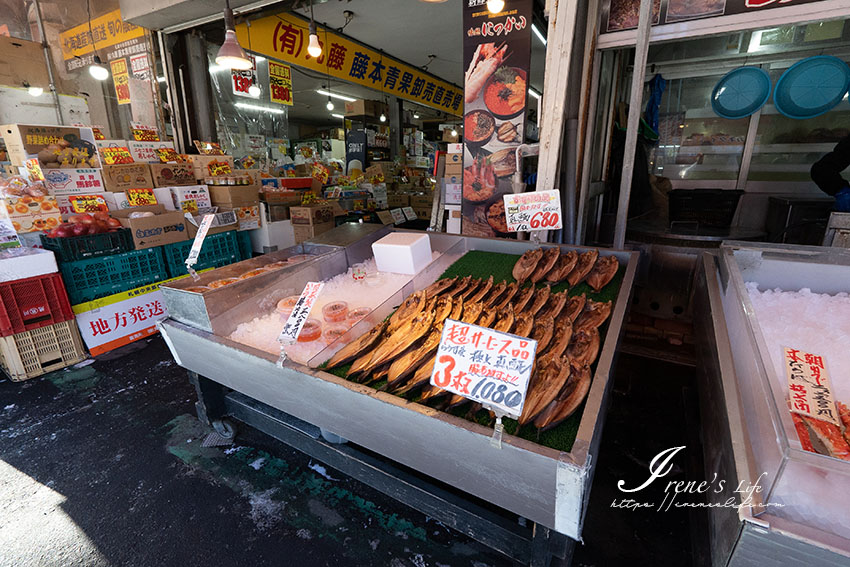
[216,30,252,70]
[326,98,334,111]
[487,0,505,13]
[307,21,322,58]
[248,83,261,97]
[413,113,419,119]
[380,113,386,122]
[451,129,457,137]
[89,59,109,81]
[27,86,43,97]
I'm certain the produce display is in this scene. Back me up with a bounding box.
[324,246,621,447]
[44,212,123,238]
[0,176,48,198]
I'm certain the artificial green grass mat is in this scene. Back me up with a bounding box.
[324,249,625,453]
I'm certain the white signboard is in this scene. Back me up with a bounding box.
[503,190,563,232]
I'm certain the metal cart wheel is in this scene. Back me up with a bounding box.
[212,418,237,440]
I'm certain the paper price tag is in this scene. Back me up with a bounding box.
[430,319,537,419]
[69,195,109,213]
[101,147,134,165]
[784,347,840,426]
[156,147,181,163]
[207,161,232,176]
[390,208,406,225]
[503,190,563,232]
[278,282,325,344]
[180,199,198,214]
[127,188,156,206]
[185,214,215,270]
[402,206,417,221]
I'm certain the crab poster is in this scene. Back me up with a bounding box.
[461,0,533,238]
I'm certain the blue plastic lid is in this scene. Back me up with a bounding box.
[711,67,772,120]
[774,55,850,119]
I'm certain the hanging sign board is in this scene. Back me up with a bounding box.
[231,65,257,99]
[269,61,294,106]
[503,190,562,232]
[59,9,145,72]
[461,0,533,238]
[235,13,462,115]
[430,319,536,419]
[110,58,131,105]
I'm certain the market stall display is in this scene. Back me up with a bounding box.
[159,226,638,547]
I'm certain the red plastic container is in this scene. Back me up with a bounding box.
[0,273,75,337]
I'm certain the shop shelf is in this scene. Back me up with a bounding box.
[236,230,253,261]
[162,231,241,278]
[0,320,87,382]
[668,189,744,228]
[0,272,75,337]
[59,248,167,305]
[40,229,134,263]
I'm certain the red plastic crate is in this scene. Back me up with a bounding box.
[0,273,75,337]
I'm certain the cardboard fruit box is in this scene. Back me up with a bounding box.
[112,204,188,250]
[290,205,334,225]
[150,163,196,187]
[102,163,154,192]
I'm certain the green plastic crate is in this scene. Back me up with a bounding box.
[60,248,168,305]
[236,230,253,261]
[162,231,241,278]
[41,228,134,262]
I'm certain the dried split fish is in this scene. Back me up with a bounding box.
[492,306,515,333]
[385,330,442,389]
[513,312,534,338]
[512,248,543,283]
[575,300,612,332]
[530,247,560,283]
[354,309,436,375]
[538,291,568,321]
[450,275,474,297]
[460,278,483,300]
[483,281,507,308]
[567,328,600,367]
[424,276,457,297]
[393,355,436,396]
[566,250,599,287]
[543,317,573,361]
[512,285,536,313]
[494,282,519,309]
[468,275,494,304]
[544,251,579,285]
[526,285,551,317]
[586,256,619,292]
[477,309,497,328]
[431,295,454,329]
[387,290,427,333]
[519,358,572,426]
[563,294,586,322]
[531,315,555,353]
[326,321,387,368]
[534,363,591,431]
[460,302,484,325]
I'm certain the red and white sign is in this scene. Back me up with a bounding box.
[784,347,840,426]
[231,59,258,99]
[503,190,562,232]
[430,319,537,419]
[129,141,174,163]
[73,282,169,356]
[278,282,324,344]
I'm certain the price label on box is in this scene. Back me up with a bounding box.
[180,199,198,214]
[68,194,109,213]
[127,188,157,207]
[784,347,840,426]
[130,122,160,142]
[156,147,181,163]
[503,190,562,232]
[430,319,536,419]
[101,147,134,165]
[207,160,232,176]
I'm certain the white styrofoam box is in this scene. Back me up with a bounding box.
[445,204,461,234]
[0,246,58,282]
[103,192,131,211]
[371,232,432,275]
[447,143,463,154]
[169,185,211,213]
[153,187,177,210]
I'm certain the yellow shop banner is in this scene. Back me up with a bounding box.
[60,9,144,60]
[236,13,462,116]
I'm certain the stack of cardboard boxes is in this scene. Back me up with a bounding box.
[290,204,335,243]
[444,144,463,234]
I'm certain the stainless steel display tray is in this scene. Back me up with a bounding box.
[159,228,638,539]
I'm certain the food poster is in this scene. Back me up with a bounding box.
[461,0,533,237]
[602,0,825,32]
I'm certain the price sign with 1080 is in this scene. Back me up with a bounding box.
[430,319,536,419]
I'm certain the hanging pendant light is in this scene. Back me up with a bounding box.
[487,0,505,14]
[248,79,261,97]
[307,1,322,58]
[326,96,334,111]
[380,112,386,122]
[23,81,43,97]
[89,55,109,81]
[216,0,252,70]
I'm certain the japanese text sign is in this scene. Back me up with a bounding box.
[185,214,215,270]
[59,9,144,62]
[131,122,160,141]
[390,208,406,225]
[231,66,257,99]
[235,13,462,115]
[110,58,131,105]
[68,194,109,213]
[278,282,325,344]
[207,160,232,177]
[101,147,134,165]
[402,206,417,221]
[129,141,175,163]
[126,188,156,207]
[784,347,839,426]
[269,61,294,106]
[503,190,562,232]
[430,319,537,418]
[156,148,181,163]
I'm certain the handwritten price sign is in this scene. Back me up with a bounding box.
[127,188,156,207]
[101,147,134,165]
[784,347,840,426]
[69,195,109,213]
[207,160,232,177]
[430,319,536,419]
[503,190,562,232]
[278,282,325,344]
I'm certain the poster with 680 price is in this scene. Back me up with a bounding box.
[503,190,562,232]
[430,319,537,419]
